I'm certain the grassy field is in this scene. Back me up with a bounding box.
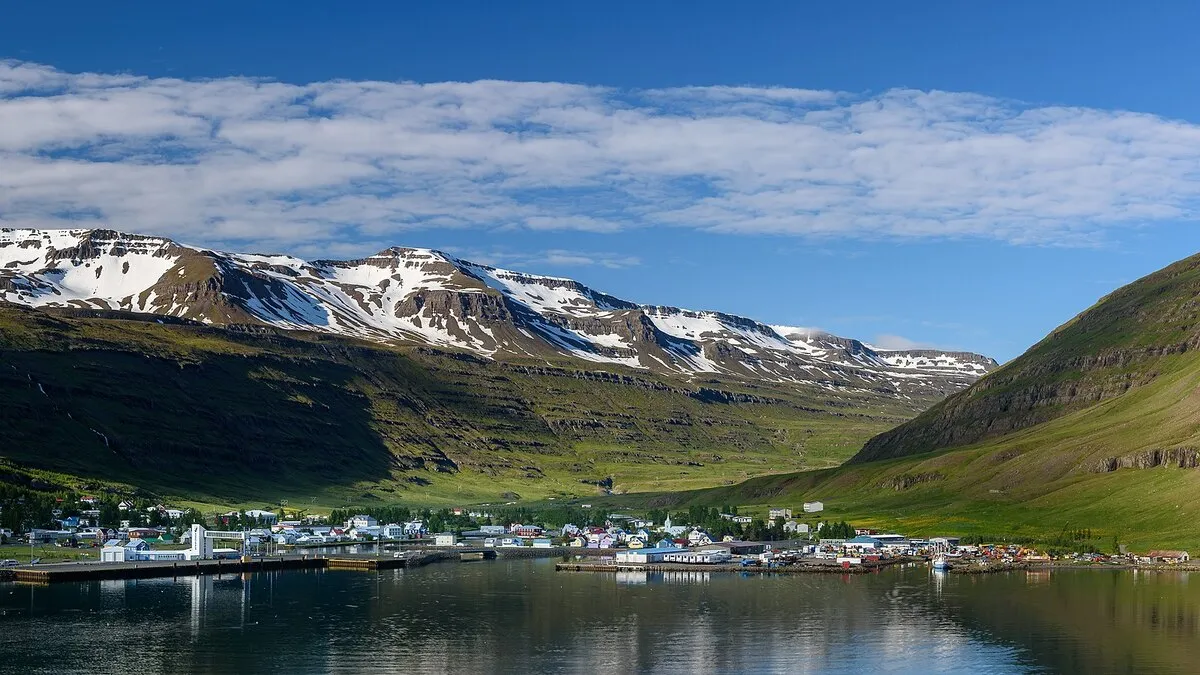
[0,543,99,564]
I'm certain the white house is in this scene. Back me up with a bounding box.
[244,510,278,525]
[802,502,824,513]
[379,523,406,540]
[663,549,731,564]
[350,526,383,540]
[404,521,427,538]
[434,533,457,547]
[532,538,553,549]
[768,508,793,520]
[510,524,543,538]
[687,530,714,547]
[101,539,129,562]
[783,521,810,535]
[615,547,679,564]
[101,538,191,563]
[347,515,378,529]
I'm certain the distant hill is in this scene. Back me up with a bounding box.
[853,250,1200,464]
[617,252,1200,550]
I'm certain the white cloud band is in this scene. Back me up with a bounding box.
[3,60,1199,253]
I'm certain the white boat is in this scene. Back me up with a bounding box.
[932,555,951,570]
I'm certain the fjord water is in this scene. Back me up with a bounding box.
[1,561,1196,674]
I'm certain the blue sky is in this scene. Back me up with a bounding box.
[4,2,1200,360]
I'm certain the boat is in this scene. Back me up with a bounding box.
[932,555,951,571]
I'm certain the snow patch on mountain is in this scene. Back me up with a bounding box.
[0,228,997,397]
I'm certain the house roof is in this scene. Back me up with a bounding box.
[1148,550,1189,557]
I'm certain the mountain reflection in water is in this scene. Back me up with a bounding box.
[0,560,1196,674]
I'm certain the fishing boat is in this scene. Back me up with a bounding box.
[932,555,951,571]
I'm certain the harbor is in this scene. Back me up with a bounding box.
[3,548,496,584]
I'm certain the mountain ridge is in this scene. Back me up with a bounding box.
[0,228,996,401]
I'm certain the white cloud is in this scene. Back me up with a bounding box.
[871,334,941,351]
[441,247,640,270]
[3,60,1200,254]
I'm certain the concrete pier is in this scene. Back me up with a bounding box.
[12,555,323,584]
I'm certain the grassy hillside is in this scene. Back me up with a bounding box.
[854,250,1200,463]
[0,303,920,507]
[598,253,1200,551]
[603,357,1200,550]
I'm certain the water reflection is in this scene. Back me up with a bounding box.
[0,562,1196,674]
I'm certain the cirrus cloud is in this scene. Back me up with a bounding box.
[2,60,1200,254]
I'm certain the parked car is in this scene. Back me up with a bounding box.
[0,559,19,567]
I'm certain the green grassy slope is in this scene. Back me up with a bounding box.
[600,253,1200,550]
[854,250,1200,463]
[0,303,917,507]
[606,356,1200,549]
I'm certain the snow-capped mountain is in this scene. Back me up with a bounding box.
[0,228,997,397]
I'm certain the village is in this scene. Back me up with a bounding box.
[1,496,1192,573]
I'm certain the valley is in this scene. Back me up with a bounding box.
[0,228,996,507]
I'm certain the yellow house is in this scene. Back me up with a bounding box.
[628,538,645,549]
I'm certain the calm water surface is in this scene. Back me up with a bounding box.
[1,560,1197,674]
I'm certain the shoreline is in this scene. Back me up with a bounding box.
[555,557,916,575]
[0,546,609,584]
[946,561,1200,574]
[5,549,1198,585]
